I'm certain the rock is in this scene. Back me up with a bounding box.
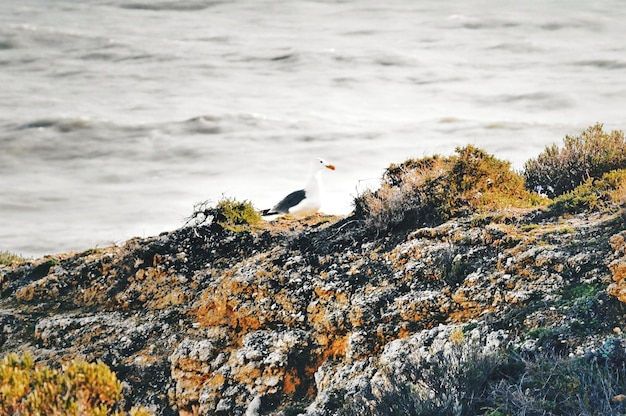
[1,210,626,415]
[245,395,262,416]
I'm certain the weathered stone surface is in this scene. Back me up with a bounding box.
[1,210,626,415]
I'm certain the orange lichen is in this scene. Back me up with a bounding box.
[194,295,262,331]
[398,308,425,324]
[449,306,492,323]
[193,276,265,331]
[313,286,349,305]
[325,335,349,360]
[347,306,366,327]
[233,364,263,386]
[206,373,226,390]
[611,262,626,283]
[179,406,200,416]
[607,260,626,302]
[608,232,626,302]
[296,334,351,397]
[397,325,411,339]
[283,368,301,395]
[611,233,626,250]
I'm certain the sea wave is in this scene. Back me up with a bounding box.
[0,38,15,50]
[14,117,96,132]
[574,59,626,70]
[117,0,224,11]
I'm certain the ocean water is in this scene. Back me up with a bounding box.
[1,0,625,257]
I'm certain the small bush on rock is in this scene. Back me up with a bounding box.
[215,197,262,232]
[354,145,536,234]
[524,124,626,196]
[548,168,626,216]
[0,353,151,416]
[185,197,262,232]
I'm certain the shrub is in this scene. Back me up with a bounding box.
[524,124,626,196]
[214,197,262,232]
[185,197,262,232]
[0,353,152,416]
[548,168,626,216]
[341,337,626,416]
[354,145,536,234]
[488,346,626,416]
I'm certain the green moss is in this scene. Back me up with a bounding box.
[79,248,104,257]
[526,326,557,342]
[555,284,607,336]
[561,283,604,301]
[521,224,540,231]
[544,227,576,235]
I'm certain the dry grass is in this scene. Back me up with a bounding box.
[0,251,27,266]
[488,347,626,416]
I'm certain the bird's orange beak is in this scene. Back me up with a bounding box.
[326,164,336,171]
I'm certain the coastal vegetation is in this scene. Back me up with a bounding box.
[186,196,263,232]
[0,251,26,266]
[548,168,626,216]
[354,124,626,236]
[353,145,539,235]
[343,333,626,416]
[524,123,626,196]
[0,353,151,416]
[213,197,263,232]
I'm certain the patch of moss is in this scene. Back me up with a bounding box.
[544,227,576,236]
[525,326,568,352]
[79,248,104,257]
[561,283,604,302]
[186,197,265,232]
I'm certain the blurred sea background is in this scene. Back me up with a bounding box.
[1,0,625,257]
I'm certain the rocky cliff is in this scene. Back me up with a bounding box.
[2,205,626,415]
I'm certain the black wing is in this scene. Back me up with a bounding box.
[264,189,306,214]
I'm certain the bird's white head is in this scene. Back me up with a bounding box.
[315,157,336,171]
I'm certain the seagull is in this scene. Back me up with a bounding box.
[262,157,336,217]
